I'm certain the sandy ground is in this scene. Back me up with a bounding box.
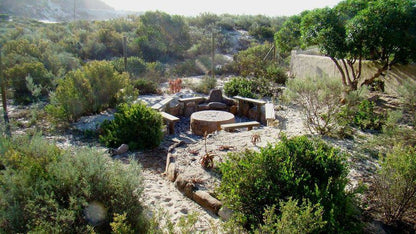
[65,79,379,232]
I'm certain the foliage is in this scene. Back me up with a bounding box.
[218,135,358,232]
[0,134,147,233]
[136,11,191,62]
[255,198,326,234]
[4,62,52,103]
[189,76,217,94]
[112,56,147,78]
[223,77,257,99]
[274,14,303,57]
[398,79,416,127]
[352,100,385,131]
[99,103,163,150]
[133,78,158,95]
[46,60,132,122]
[285,76,345,135]
[370,145,416,225]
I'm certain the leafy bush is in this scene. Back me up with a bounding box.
[353,100,385,131]
[133,78,158,95]
[0,134,147,233]
[4,62,53,104]
[285,76,345,136]
[370,145,416,225]
[189,76,217,94]
[218,135,358,232]
[398,79,416,127]
[112,56,147,78]
[256,198,326,234]
[46,60,132,122]
[265,64,288,85]
[223,77,257,98]
[99,103,163,150]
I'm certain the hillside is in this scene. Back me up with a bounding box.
[0,0,129,22]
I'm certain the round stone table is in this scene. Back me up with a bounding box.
[190,110,235,136]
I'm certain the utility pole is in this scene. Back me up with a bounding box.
[123,36,127,73]
[211,27,215,79]
[73,0,76,22]
[0,46,11,137]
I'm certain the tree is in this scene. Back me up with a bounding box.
[275,14,303,57]
[347,0,416,86]
[298,0,416,91]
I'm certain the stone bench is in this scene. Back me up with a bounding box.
[265,103,275,126]
[233,96,266,122]
[151,97,174,112]
[160,111,179,134]
[221,121,261,132]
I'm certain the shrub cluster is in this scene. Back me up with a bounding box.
[223,77,257,98]
[340,99,386,131]
[285,76,345,136]
[0,134,147,233]
[46,60,133,122]
[369,145,416,226]
[218,135,359,232]
[99,103,164,150]
[133,78,159,95]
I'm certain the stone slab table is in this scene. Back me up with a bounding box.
[190,110,235,136]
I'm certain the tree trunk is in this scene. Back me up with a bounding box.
[0,48,11,137]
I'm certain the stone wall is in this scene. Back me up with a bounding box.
[289,50,416,94]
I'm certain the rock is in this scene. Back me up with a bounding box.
[110,143,129,155]
[218,206,234,221]
[192,190,222,214]
[185,102,196,117]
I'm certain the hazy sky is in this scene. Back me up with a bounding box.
[102,0,342,16]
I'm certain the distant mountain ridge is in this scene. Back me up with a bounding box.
[0,0,129,22]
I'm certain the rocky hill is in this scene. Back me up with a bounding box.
[0,0,130,22]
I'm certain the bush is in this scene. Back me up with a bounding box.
[256,198,326,234]
[189,76,217,94]
[0,134,147,233]
[99,103,164,150]
[218,135,358,232]
[265,64,288,85]
[223,77,257,98]
[353,100,385,131]
[370,145,416,225]
[5,62,53,104]
[46,60,133,122]
[133,78,158,95]
[112,56,146,78]
[285,76,344,136]
[398,79,416,127]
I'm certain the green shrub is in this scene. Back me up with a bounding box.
[353,100,385,131]
[265,64,288,85]
[256,198,326,234]
[190,76,217,94]
[223,77,257,98]
[99,103,163,150]
[112,56,147,77]
[133,78,158,95]
[398,79,416,127]
[0,134,147,233]
[46,60,132,122]
[5,62,53,104]
[285,77,344,136]
[370,145,416,225]
[218,135,358,232]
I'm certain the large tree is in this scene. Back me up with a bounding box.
[294,0,416,91]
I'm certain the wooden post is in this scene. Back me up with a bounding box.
[123,36,127,72]
[0,46,10,137]
[211,28,215,79]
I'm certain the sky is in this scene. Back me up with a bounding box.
[102,0,342,17]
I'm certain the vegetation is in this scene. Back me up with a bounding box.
[276,0,416,91]
[99,103,164,150]
[46,61,132,122]
[369,145,416,225]
[218,135,358,232]
[0,134,147,233]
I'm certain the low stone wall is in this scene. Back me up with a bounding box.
[290,50,416,95]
